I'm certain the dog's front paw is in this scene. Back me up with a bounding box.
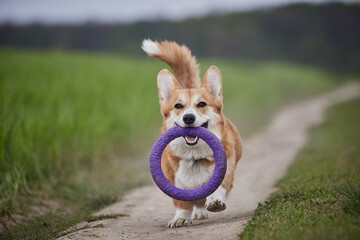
[192,207,208,220]
[168,217,192,228]
[206,199,226,212]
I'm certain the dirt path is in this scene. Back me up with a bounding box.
[59,83,360,240]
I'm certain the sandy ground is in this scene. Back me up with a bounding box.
[59,83,360,240]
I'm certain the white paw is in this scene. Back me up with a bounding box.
[205,199,226,212]
[205,186,227,212]
[191,207,208,220]
[168,217,192,228]
[168,209,192,228]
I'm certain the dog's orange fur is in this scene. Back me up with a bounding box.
[162,117,242,211]
[144,40,242,225]
[150,41,200,88]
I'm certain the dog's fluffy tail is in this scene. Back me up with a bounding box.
[141,39,200,88]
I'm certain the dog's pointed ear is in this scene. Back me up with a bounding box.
[157,69,181,103]
[201,66,222,98]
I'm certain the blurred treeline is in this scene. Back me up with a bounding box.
[0,3,359,74]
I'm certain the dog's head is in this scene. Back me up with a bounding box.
[157,66,224,160]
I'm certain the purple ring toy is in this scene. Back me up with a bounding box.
[149,126,227,201]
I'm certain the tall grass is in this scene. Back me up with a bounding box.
[0,49,163,216]
[0,48,335,219]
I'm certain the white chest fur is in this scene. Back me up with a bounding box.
[175,159,215,190]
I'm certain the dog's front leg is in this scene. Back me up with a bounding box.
[168,199,193,228]
[205,185,227,212]
[206,158,236,212]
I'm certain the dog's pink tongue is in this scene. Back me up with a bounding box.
[185,135,196,142]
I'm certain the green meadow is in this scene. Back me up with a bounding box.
[239,98,360,240]
[0,48,336,238]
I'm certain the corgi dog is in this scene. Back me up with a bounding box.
[142,39,242,228]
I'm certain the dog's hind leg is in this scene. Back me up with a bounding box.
[168,199,193,228]
[192,199,208,220]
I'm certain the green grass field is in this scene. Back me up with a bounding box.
[0,48,336,238]
[239,98,360,240]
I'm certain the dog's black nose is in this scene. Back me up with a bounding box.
[183,114,196,125]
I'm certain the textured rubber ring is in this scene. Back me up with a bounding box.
[149,126,227,201]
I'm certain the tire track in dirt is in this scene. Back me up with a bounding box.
[59,83,360,240]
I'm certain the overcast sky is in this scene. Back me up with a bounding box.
[0,0,358,25]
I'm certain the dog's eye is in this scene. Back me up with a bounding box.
[197,102,207,108]
[174,103,184,109]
